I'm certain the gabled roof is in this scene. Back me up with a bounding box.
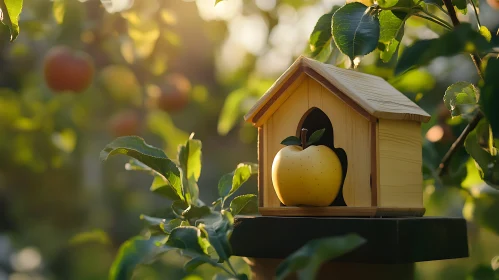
[244,56,431,126]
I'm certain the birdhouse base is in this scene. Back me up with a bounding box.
[258,206,425,217]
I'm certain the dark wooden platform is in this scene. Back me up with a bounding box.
[230,216,469,264]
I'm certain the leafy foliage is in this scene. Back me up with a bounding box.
[479,58,499,138]
[0,0,23,41]
[308,6,340,61]
[443,82,479,118]
[332,3,380,62]
[101,136,258,279]
[109,237,157,280]
[395,23,491,74]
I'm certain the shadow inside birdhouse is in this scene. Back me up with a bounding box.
[297,107,347,206]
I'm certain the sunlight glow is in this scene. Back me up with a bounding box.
[10,247,42,272]
[228,14,268,55]
[196,0,242,21]
[100,0,134,13]
[426,125,444,142]
[255,0,276,11]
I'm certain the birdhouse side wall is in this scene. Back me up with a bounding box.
[260,76,372,208]
[377,119,423,208]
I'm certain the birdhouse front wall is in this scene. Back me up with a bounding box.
[260,75,373,208]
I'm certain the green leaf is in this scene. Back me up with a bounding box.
[306,129,326,146]
[53,0,64,24]
[468,193,499,235]
[424,0,443,6]
[452,0,467,14]
[0,0,23,41]
[480,26,492,42]
[69,229,111,246]
[308,7,340,62]
[184,257,208,273]
[395,23,491,75]
[332,3,380,62]
[443,82,479,117]
[200,211,234,262]
[230,194,258,216]
[166,226,210,255]
[182,205,212,221]
[125,159,155,174]
[379,10,412,62]
[140,215,165,227]
[480,58,499,138]
[100,136,182,195]
[218,163,257,200]
[172,200,189,217]
[215,0,224,5]
[178,135,202,204]
[464,119,499,188]
[161,218,187,234]
[109,236,156,280]
[281,136,301,146]
[276,234,365,280]
[218,88,249,135]
[469,264,497,280]
[150,175,184,201]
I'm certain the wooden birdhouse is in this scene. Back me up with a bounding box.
[245,56,431,217]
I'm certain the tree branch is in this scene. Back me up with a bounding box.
[442,0,460,26]
[436,0,484,176]
[437,111,483,176]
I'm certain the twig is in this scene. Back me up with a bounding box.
[436,0,485,176]
[437,111,484,176]
[442,0,460,26]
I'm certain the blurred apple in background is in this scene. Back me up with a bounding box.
[487,0,499,9]
[147,73,191,113]
[108,110,141,137]
[99,65,142,106]
[43,46,95,93]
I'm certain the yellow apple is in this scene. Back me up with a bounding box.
[271,145,343,206]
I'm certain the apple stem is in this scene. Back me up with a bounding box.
[301,128,308,149]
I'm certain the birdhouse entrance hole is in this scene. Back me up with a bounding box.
[297,107,347,206]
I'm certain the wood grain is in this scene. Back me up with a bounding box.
[258,206,425,217]
[318,77,371,207]
[263,121,280,207]
[258,127,264,207]
[378,119,423,208]
[371,120,378,206]
[266,80,310,207]
[245,56,431,126]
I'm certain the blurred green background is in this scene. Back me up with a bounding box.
[0,0,498,279]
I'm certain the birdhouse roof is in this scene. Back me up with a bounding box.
[244,56,431,126]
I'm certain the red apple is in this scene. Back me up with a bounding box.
[487,0,499,9]
[108,110,141,137]
[155,73,191,113]
[43,46,95,93]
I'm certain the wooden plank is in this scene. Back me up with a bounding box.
[371,120,378,206]
[253,73,306,127]
[231,216,469,263]
[263,119,280,207]
[258,127,264,207]
[378,119,423,208]
[258,207,425,217]
[308,74,322,108]
[317,78,371,207]
[266,81,310,207]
